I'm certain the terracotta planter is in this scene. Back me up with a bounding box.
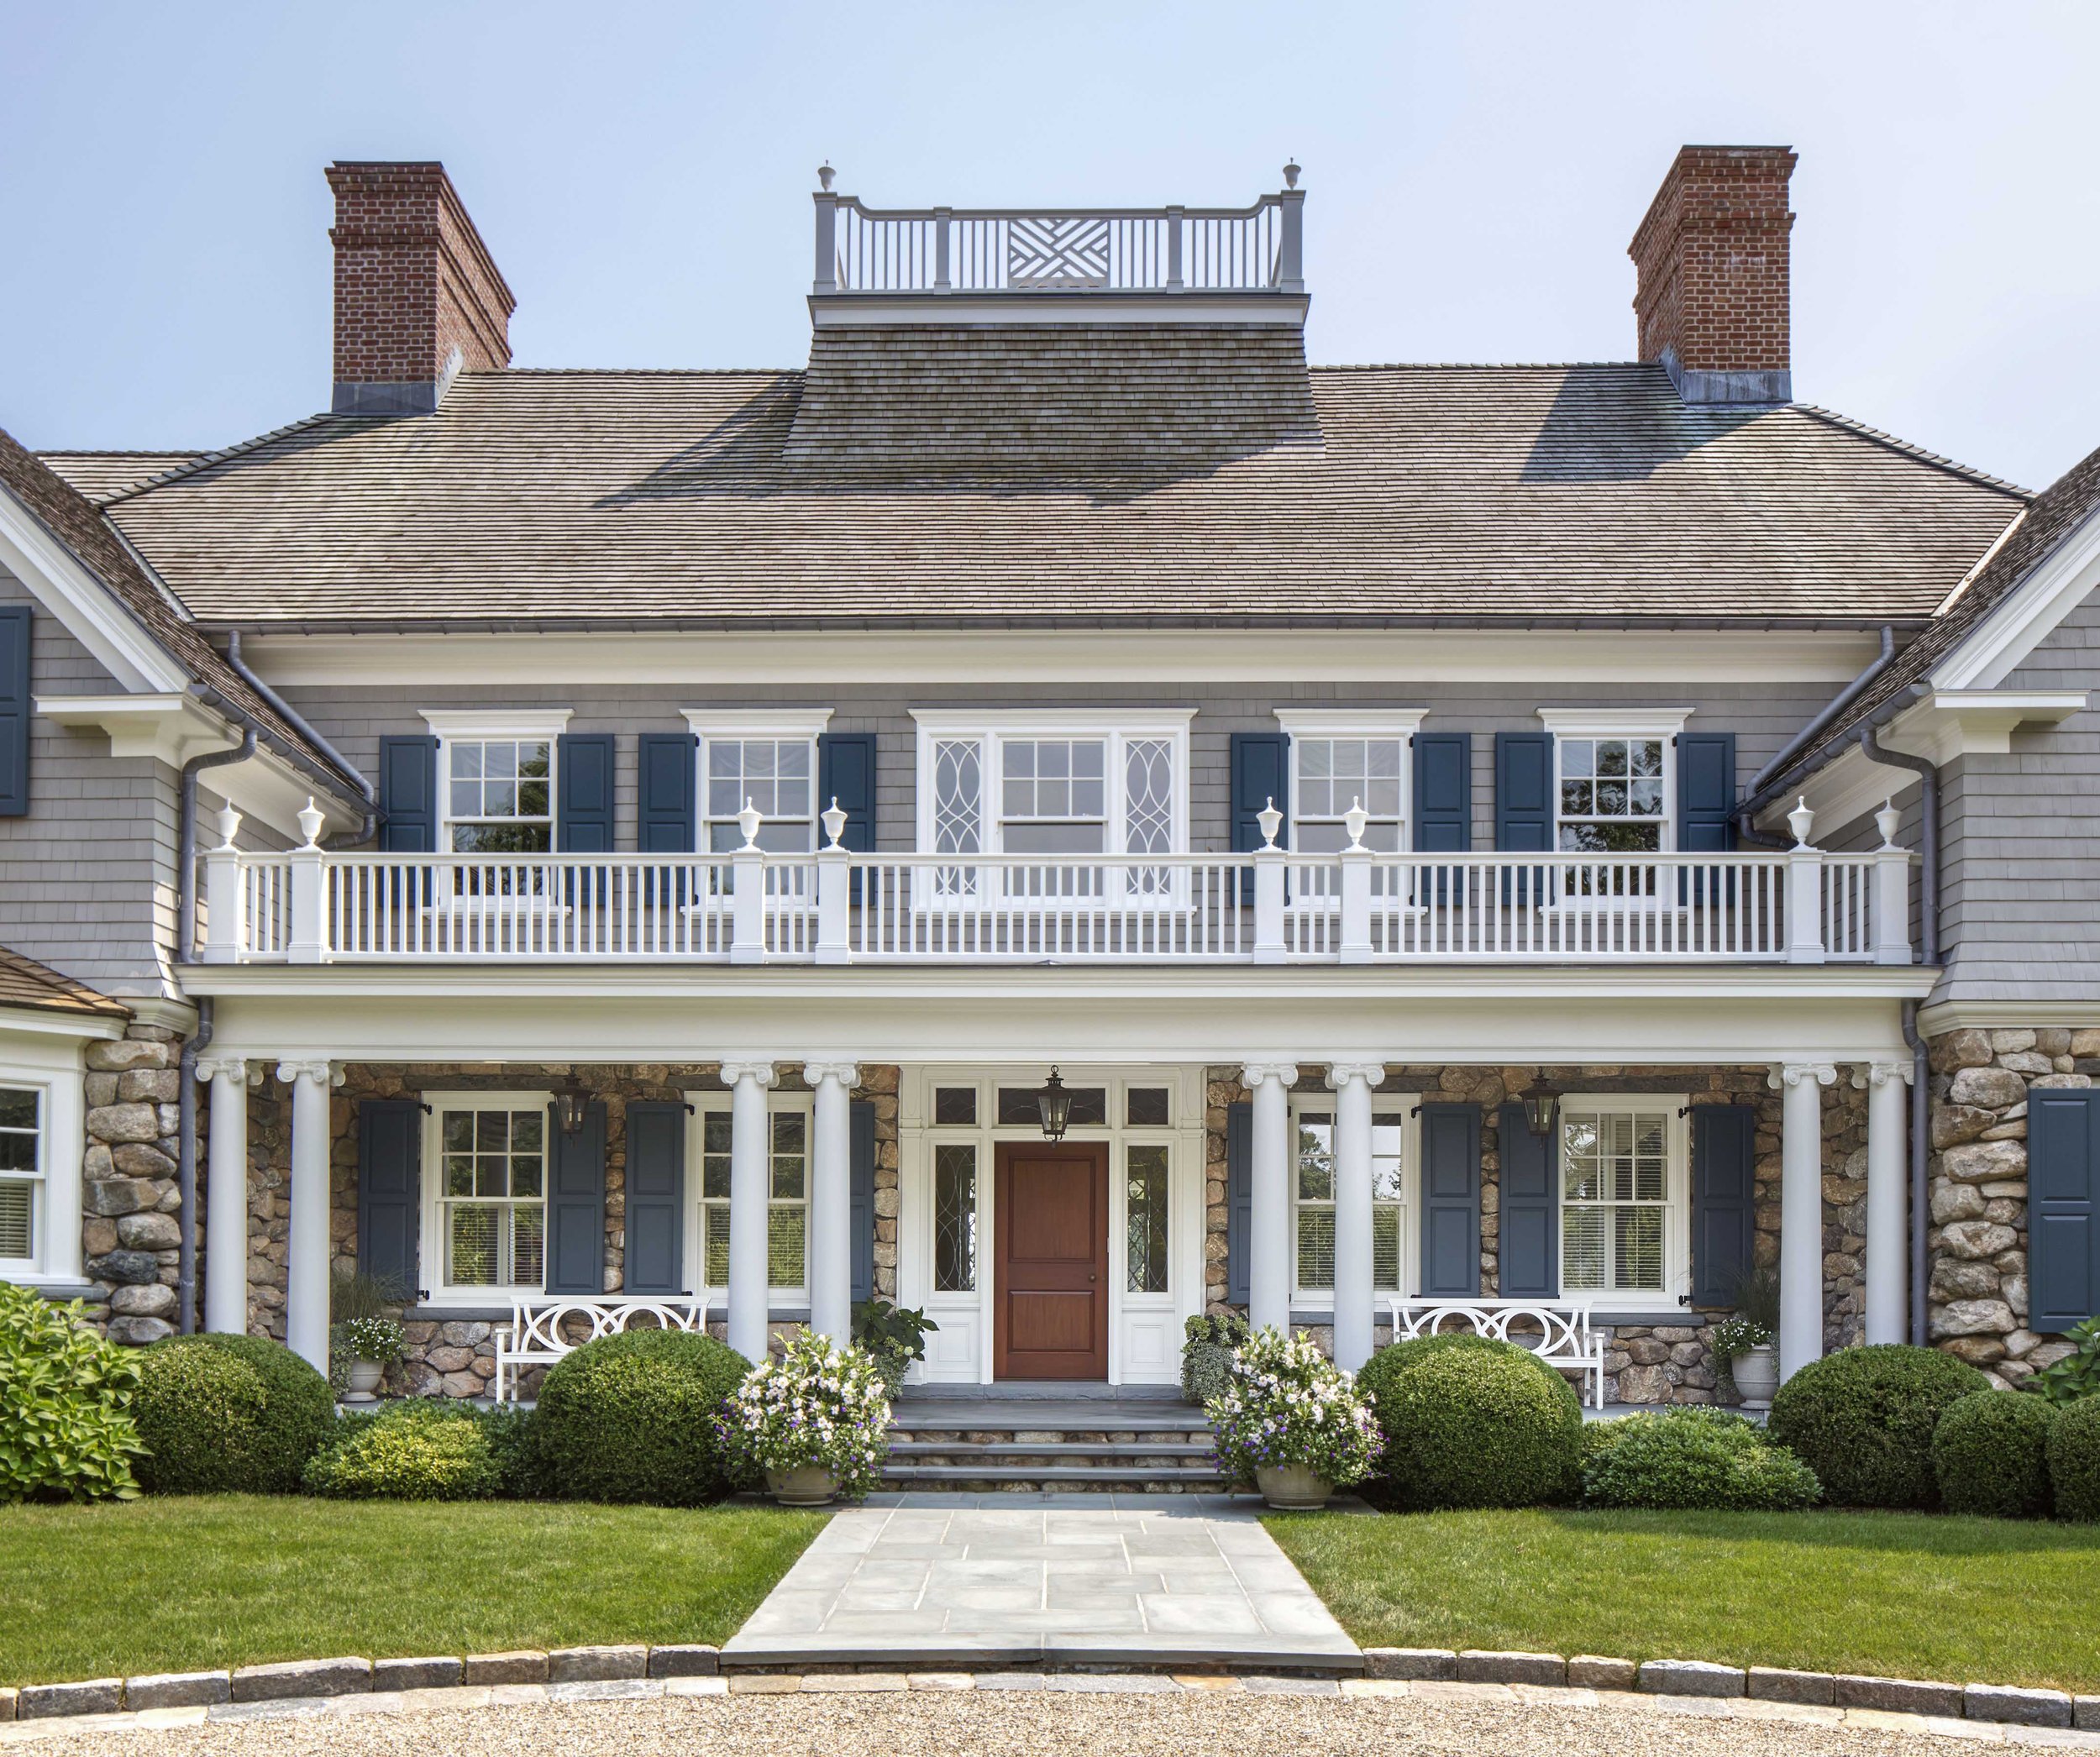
[766,1465,842,1507]
[1256,1463,1333,1510]
[1730,1344,1778,1407]
[343,1359,384,1403]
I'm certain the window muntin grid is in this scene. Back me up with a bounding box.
[1557,737,1667,854]
[0,1086,41,1266]
[1294,737,1406,855]
[439,1105,546,1288]
[1125,1144,1170,1293]
[1561,1106,1670,1293]
[932,1143,978,1293]
[701,1104,810,1290]
[1293,1109,1404,1294]
[444,740,554,854]
[1000,737,1107,856]
[704,737,815,854]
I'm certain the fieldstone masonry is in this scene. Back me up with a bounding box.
[77,1022,189,1344]
[1925,1025,2093,1386]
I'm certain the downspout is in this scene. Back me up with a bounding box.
[1735,625,1898,849]
[223,631,378,848]
[175,728,254,1335]
[1861,718,1941,1351]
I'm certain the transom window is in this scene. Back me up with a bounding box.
[1293,1106,1405,1296]
[1561,1104,1673,1293]
[1557,737,1669,853]
[444,740,553,854]
[701,1105,809,1290]
[704,737,815,853]
[439,1105,546,1288]
[0,1087,43,1267]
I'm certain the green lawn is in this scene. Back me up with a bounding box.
[1266,1508,2100,1692]
[0,1497,825,1686]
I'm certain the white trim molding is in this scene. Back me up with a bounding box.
[681,708,834,737]
[1274,710,1429,739]
[0,485,187,694]
[420,710,575,738]
[1537,706,1694,737]
[35,693,238,767]
[1933,501,2100,690]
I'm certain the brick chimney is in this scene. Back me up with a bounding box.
[326,162,515,415]
[1628,145,1796,406]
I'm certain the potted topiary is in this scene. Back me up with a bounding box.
[719,1333,891,1506]
[1181,1312,1249,1407]
[1207,1326,1383,1509]
[329,1268,407,1403]
[850,1298,938,1398]
[1719,1266,1782,1408]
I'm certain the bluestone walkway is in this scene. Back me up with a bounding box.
[720,1494,1362,1671]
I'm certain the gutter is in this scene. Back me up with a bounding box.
[1735,625,1896,848]
[223,631,376,848]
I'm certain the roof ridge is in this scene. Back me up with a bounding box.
[102,411,344,505]
[1794,404,2030,500]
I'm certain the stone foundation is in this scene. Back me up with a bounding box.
[77,1022,189,1345]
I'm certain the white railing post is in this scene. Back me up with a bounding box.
[1276,164,1305,292]
[1782,797,1825,966]
[731,798,767,965]
[287,798,327,964]
[1338,798,1373,964]
[1871,800,1914,965]
[202,804,244,964]
[932,206,952,292]
[1252,798,1286,965]
[816,797,850,965]
[1165,204,1184,291]
[811,168,838,294]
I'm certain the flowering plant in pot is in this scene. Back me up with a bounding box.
[328,1269,407,1403]
[717,1333,891,1505]
[1717,1267,1782,1407]
[1207,1326,1382,1509]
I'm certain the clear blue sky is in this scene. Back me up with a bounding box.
[3,2,2096,490]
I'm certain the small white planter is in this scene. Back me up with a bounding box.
[766,1465,842,1507]
[343,1359,384,1403]
[1256,1464,1333,1510]
[1730,1343,1778,1408]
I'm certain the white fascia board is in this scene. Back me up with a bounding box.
[0,1006,129,1046]
[37,692,239,766]
[1914,690,2087,758]
[239,629,1883,690]
[0,489,187,693]
[1537,706,1694,737]
[911,706,1197,735]
[682,707,833,737]
[1275,709,1428,737]
[1920,999,2100,1034]
[421,708,574,737]
[1933,501,2100,689]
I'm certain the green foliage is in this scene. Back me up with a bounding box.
[1181,1311,1248,1406]
[1206,1327,1383,1489]
[1582,1407,1820,1512]
[328,1267,407,1325]
[850,1299,938,1362]
[2048,1393,2100,1522]
[471,1401,549,1498]
[533,1330,751,1506]
[718,1335,891,1499]
[0,1287,144,1503]
[1767,1345,1990,1509]
[1730,1265,1782,1333]
[1934,1390,2056,1518]
[2024,1316,2100,1407]
[302,1400,501,1500]
[132,1333,335,1494]
[1364,1335,1583,1509]
[1710,1317,1774,1359]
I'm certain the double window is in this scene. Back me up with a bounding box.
[1291,1103,1406,1298]
[0,1087,43,1270]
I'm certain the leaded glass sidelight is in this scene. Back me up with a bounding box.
[932,737,983,895]
[932,1143,978,1293]
[1126,1145,1170,1293]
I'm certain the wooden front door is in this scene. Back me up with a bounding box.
[994,1141,1110,1379]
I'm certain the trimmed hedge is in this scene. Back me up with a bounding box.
[303,1400,501,1500]
[532,1330,751,1506]
[1767,1345,1990,1509]
[1933,1390,2056,1518]
[132,1334,335,1494]
[1583,1407,1820,1512]
[1365,1335,1582,1509]
[2049,1393,2100,1523]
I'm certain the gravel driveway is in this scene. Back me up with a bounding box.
[24,1687,2057,1757]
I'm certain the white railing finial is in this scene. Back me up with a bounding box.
[296,797,325,849]
[816,161,836,192]
[1786,796,1816,848]
[1875,798,1901,850]
[738,795,764,850]
[822,795,848,848]
[1257,796,1283,851]
[1283,159,1301,190]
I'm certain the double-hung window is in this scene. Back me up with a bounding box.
[1559,1098,1683,1298]
[1291,1101,1407,1298]
[699,1097,811,1292]
[1278,712,1424,900]
[0,1086,44,1271]
[685,712,830,855]
[434,1099,548,1292]
[1537,711,1688,902]
[424,713,573,855]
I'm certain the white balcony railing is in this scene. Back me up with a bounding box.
[202,825,1915,970]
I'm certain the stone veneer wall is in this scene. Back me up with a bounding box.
[232,1062,901,1398]
[1927,1026,2094,1387]
[76,1022,190,1343]
[1205,1062,1872,1405]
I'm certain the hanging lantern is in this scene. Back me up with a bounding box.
[1036,1067,1074,1141]
[1521,1085,1557,1138]
[554,1077,594,1137]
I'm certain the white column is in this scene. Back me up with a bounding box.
[1772,1061,1835,1382]
[1242,1062,1298,1334]
[721,1061,777,1361]
[1863,1060,1912,1346]
[277,1059,340,1373]
[804,1062,858,1349]
[1326,1062,1382,1371]
[198,1057,252,1336]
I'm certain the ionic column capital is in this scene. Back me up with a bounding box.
[720,1060,778,1090]
[195,1057,260,1086]
[1241,1062,1299,1090]
[1323,1061,1386,1090]
[1856,1060,1916,1089]
[276,1059,343,1088]
[801,1062,859,1089]
[1768,1062,1837,1090]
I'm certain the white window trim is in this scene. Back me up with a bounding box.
[1554,1092,1691,1311]
[1538,714,1685,861]
[421,711,570,859]
[0,1076,51,1278]
[1287,1094,1416,1308]
[419,1089,555,1304]
[0,1057,84,1285]
[1276,711,1425,899]
[682,712,832,858]
[687,1088,816,1303]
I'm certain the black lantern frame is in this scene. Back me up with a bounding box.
[1036,1067,1074,1141]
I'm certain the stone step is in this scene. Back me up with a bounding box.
[887,1440,1215,1461]
[880,1463,1230,1487]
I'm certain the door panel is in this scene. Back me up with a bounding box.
[995,1142,1109,1379]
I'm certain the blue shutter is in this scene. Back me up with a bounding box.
[378,736,438,852]
[1414,731,1470,905]
[637,732,697,852]
[356,1099,422,1296]
[1691,1103,1757,1308]
[849,1098,875,1306]
[819,732,877,903]
[623,1101,685,1296]
[556,732,617,852]
[0,606,29,817]
[1677,731,1737,907]
[1230,732,1289,852]
[543,1102,606,1296]
[1226,1100,1252,1306]
[2030,1088,2100,1332]
[1419,1103,1482,1298]
[1495,732,1553,906]
[1498,1103,1558,1298]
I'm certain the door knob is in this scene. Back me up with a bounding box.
[1089,1273,1097,1283]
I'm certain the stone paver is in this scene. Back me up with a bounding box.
[720,1495,1359,1670]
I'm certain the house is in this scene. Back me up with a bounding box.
[2,145,2093,1414]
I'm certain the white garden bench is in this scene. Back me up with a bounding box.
[1387,1298,1607,1410]
[493,1295,710,1402]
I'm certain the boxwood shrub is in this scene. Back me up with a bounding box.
[2048,1392,2100,1523]
[532,1330,751,1505]
[131,1333,336,1494]
[1583,1406,1819,1511]
[303,1399,501,1500]
[1767,1344,1989,1508]
[1364,1335,1582,1508]
[1932,1389,2056,1518]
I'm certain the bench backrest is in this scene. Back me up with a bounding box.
[507,1297,708,1356]
[1389,1299,1593,1360]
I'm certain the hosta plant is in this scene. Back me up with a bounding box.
[0,1287,144,1503]
[2025,1315,2100,1408]
[1207,1326,1383,1490]
[717,1334,891,1500]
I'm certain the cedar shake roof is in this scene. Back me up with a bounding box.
[38,452,206,503]
[0,945,129,1020]
[99,328,2026,628]
[0,427,358,791]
